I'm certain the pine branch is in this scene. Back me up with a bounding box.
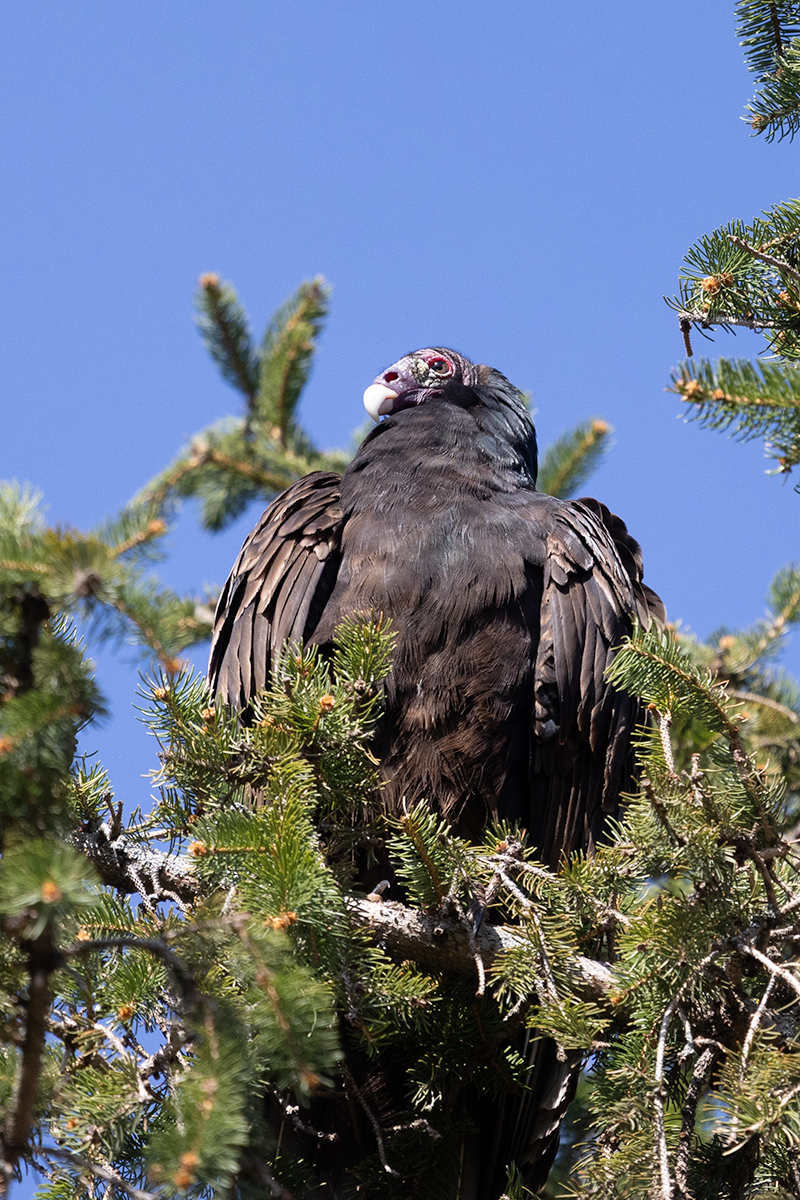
[537,419,611,499]
[71,816,615,1000]
[729,687,800,723]
[72,818,199,906]
[748,42,800,139]
[351,896,611,1002]
[0,485,214,681]
[65,935,200,1015]
[668,199,800,358]
[254,277,329,449]
[730,232,800,284]
[737,3,800,138]
[737,1,800,75]
[746,567,800,658]
[31,1148,159,1200]
[669,357,800,473]
[195,274,260,401]
[138,437,296,510]
[606,624,735,734]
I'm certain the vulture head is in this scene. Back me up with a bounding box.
[363,347,488,419]
[363,346,538,480]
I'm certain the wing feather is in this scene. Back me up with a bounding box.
[208,472,344,710]
[528,495,661,867]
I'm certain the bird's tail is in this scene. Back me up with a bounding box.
[458,1033,580,1199]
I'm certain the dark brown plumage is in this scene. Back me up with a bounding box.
[211,348,662,862]
[208,347,664,1196]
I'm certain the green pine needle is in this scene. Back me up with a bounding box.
[537,419,612,499]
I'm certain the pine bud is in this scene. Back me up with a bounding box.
[174,1152,200,1185]
[188,841,210,857]
[0,737,14,755]
[200,707,215,722]
[117,1003,135,1022]
[199,272,220,290]
[41,880,62,904]
[264,911,298,930]
[318,694,335,713]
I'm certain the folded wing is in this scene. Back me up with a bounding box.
[208,471,344,711]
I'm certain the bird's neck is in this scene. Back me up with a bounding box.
[346,395,538,505]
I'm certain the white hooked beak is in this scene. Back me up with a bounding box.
[363,383,399,422]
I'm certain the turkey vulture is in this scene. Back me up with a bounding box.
[209,348,663,1196]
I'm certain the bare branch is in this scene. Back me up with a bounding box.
[739,975,776,1085]
[653,951,722,1200]
[266,1085,339,1143]
[654,996,679,1200]
[729,234,800,287]
[678,308,780,332]
[348,897,614,1005]
[740,944,800,1002]
[659,711,677,778]
[73,820,199,905]
[342,1064,398,1177]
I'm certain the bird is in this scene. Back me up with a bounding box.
[208,348,664,1197]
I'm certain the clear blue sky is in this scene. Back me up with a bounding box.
[2,2,799,1187]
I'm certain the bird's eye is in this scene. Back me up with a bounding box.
[429,358,451,374]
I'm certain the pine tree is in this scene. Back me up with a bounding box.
[0,276,621,1200]
[5,10,800,1196]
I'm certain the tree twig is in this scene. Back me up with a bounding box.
[64,936,200,1015]
[653,951,721,1200]
[342,1065,398,1176]
[729,689,800,725]
[678,308,780,332]
[728,234,800,287]
[675,1045,719,1199]
[33,1146,159,1200]
[658,711,677,778]
[4,927,56,1165]
[740,943,800,1002]
[739,975,776,1085]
